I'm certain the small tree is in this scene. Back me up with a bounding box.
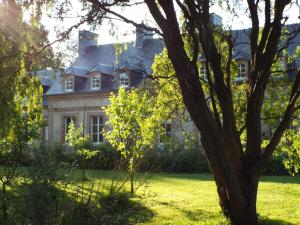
[66,123,98,181]
[103,88,155,194]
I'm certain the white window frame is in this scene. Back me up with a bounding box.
[120,72,129,87]
[91,75,101,90]
[91,116,103,144]
[200,63,207,79]
[65,77,74,92]
[238,63,247,78]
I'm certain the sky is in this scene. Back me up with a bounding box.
[32,0,300,63]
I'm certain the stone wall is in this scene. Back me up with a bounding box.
[46,91,200,145]
[47,92,110,144]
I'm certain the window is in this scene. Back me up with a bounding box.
[238,63,247,77]
[64,116,76,141]
[159,121,172,143]
[200,63,207,79]
[91,116,103,143]
[65,77,74,92]
[120,72,129,87]
[91,75,100,90]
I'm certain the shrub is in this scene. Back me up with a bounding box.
[263,155,289,175]
[139,139,210,173]
[85,143,122,170]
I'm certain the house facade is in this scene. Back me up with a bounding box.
[42,29,167,145]
[40,22,300,146]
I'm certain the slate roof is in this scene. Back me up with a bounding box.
[46,24,300,96]
[29,69,61,106]
[64,66,89,77]
[89,63,114,74]
[73,39,165,73]
[46,37,165,96]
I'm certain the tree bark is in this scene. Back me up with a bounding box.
[130,171,134,195]
[129,156,135,195]
[87,1,300,224]
[214,173,260,225]
[200,129,261,225]
[1,183,8,225]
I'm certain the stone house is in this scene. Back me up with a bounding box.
[39,22,300,146]
[42,29,166,145]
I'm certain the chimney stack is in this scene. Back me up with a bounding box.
[135,25,154,48]
[78,30,98,55]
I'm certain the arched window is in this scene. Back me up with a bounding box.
[120,72,129,87]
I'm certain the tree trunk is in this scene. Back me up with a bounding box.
[128,156,135,195]
[130,172,134,195]
[212,165,260,225]
[1,183,8,225]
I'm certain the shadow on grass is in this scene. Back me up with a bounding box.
[151,198,228,224]
[260,175,300,184]
[180,208,227,223]
[4,181,154,225]
[180,208,297,225]
[147,172,213,181]
[259,216,297,225]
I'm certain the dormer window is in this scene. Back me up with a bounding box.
[91,75,101,90]
[65,77,74,92]
[238,63,247,78]
[120,72,129,87]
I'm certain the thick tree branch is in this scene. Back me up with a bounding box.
[87,0,163,36]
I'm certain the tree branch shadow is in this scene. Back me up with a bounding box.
[259,216,297,225]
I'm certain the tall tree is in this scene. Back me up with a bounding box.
[0,2,55,223]
[78,1,300,224]
[22,0,300,224]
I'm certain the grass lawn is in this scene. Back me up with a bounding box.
[4,168,300,225]
[67,170,300,225]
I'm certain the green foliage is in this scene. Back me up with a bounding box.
[0,2,59,140]
[151,49,185,122]
[140,136,210,173]
[104,88,157,158]
[276,125,300,175]
[104,87,158,193]
[151,44,300,174]
[66,123,98,161]
[66,123,98,180]
[85,143,121,170]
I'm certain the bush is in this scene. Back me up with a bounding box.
[139,139,210,173]
[18,141,290,175]
[263,155,289,175]
[85,143,122,170]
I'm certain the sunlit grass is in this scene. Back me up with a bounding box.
[64,170,300,225]
[4,168,300,224]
